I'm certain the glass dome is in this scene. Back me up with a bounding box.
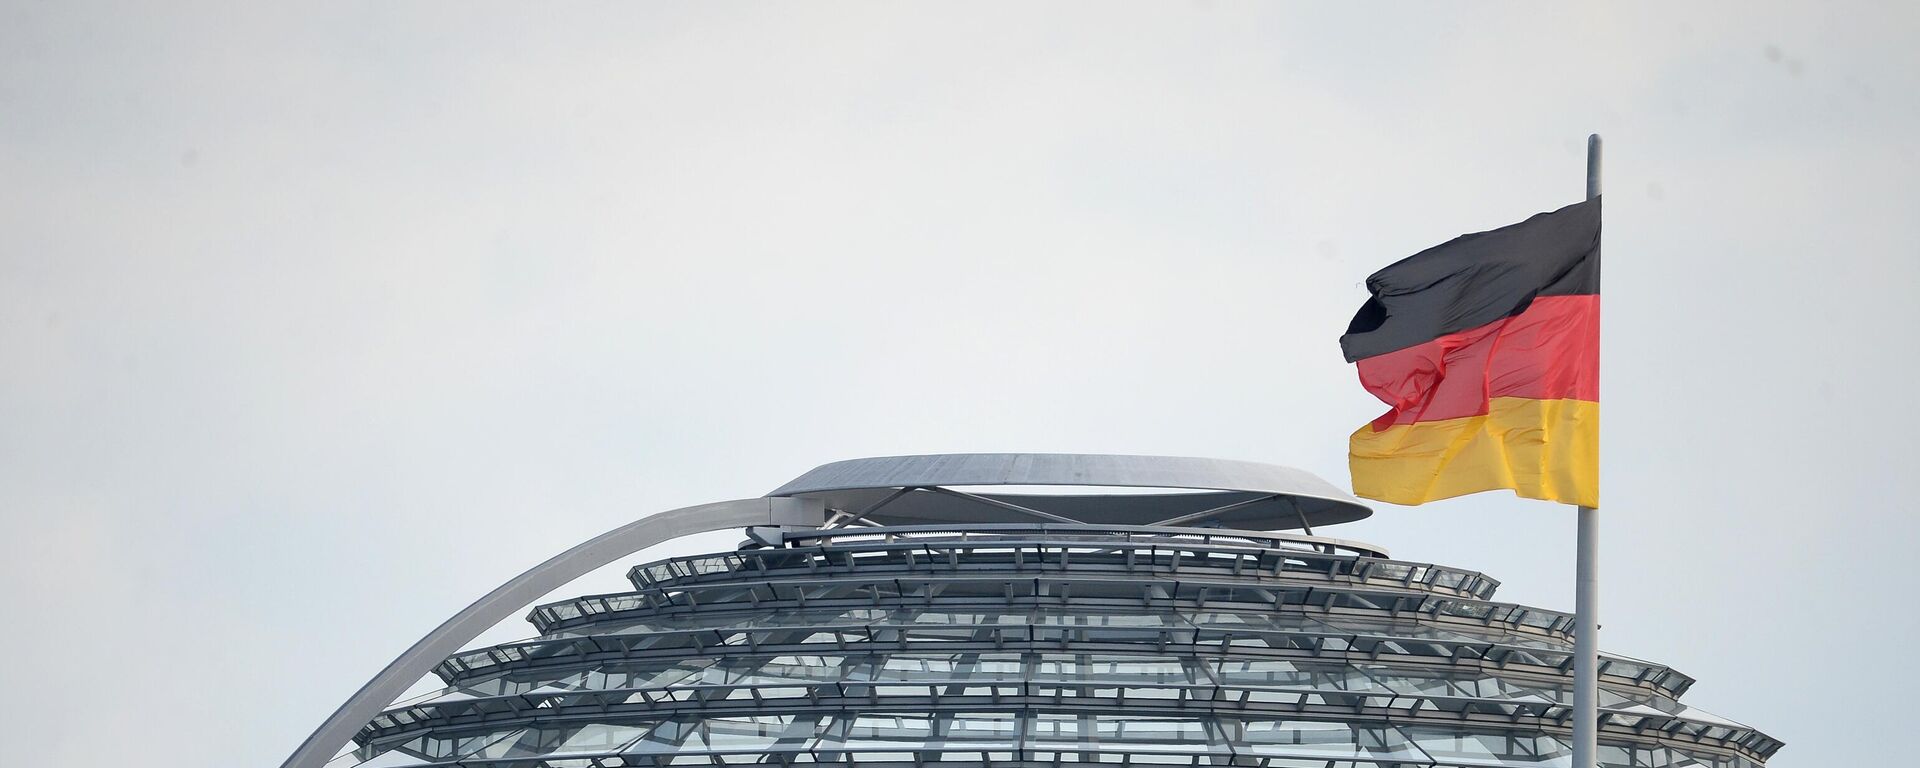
[334,524,1779,768]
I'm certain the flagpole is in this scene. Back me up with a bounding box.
[1571,134,1602,768]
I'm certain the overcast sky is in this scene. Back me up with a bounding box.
[4,2,1915,766]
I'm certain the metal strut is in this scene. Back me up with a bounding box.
[279,497,825,768]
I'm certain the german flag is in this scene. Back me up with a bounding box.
[1341,198,1600,508]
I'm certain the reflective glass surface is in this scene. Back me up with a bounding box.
[348,527,1776,768]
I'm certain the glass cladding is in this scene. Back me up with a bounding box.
[343,526,1778,767]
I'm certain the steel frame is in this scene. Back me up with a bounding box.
[288,455,1776,768]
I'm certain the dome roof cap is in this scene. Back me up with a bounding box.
[768,452,1373,530]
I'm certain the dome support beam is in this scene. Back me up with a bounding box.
[279,496,826,768]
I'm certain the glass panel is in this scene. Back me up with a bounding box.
[1402,726,1572,767]
[545,723,653,756]
[341,749,433,768]
[1211,658,1391,692]
[1031,612,1190,628]
[579,657,717,690]
[627,715,818,755]
[873,652,1025,682]
[1185,611,1318,632]
[816,712,1021,753]
[1034,654,1198,684]
[1357,665,1558,703]
[1027,714,1226,755]
[466,728,543,759]
[905,611,1032,625]
[1233,719,1428,761]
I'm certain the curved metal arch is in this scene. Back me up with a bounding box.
[279,497,825,768]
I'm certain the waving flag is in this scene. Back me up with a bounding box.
[1341,198,1600,507]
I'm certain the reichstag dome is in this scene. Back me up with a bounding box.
[291,454,1781,768]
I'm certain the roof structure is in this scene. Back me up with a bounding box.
[285,453,1782,768]
[768,452,1373,531]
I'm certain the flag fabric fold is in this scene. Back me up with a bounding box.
[1341,198,1600,507]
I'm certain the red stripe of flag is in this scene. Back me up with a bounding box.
[1357,294,1599,430]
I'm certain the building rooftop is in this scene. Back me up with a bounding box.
[768,452,1373,530]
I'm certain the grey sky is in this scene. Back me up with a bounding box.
[2,2,1914,765]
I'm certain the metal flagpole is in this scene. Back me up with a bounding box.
[1571,133,1602,768]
